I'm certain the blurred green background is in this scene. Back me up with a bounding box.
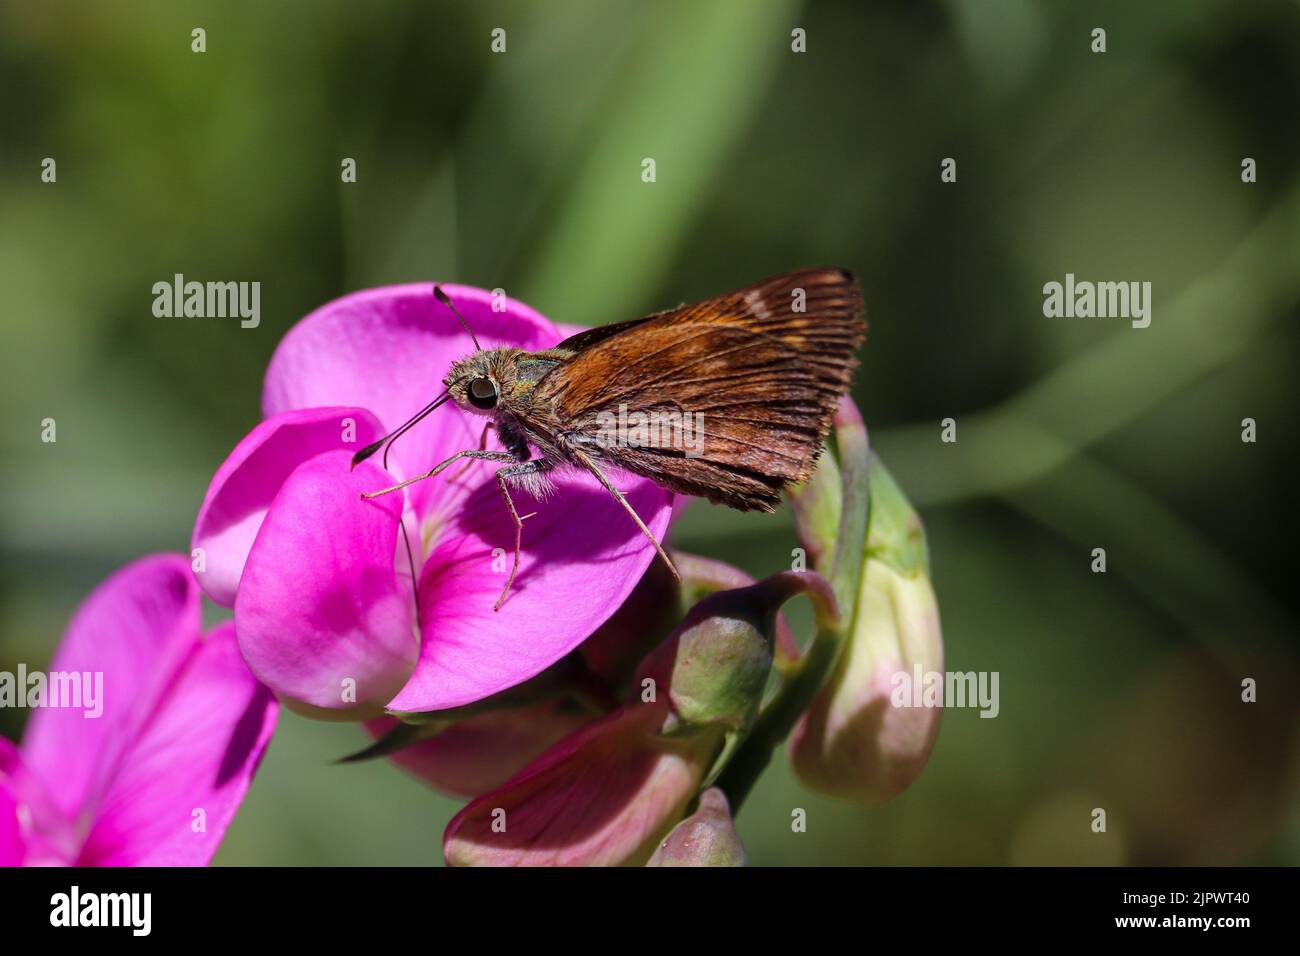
[2,0,1297,865]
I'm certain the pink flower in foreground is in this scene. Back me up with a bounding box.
[192,284,674,718]
[0,555,277,866]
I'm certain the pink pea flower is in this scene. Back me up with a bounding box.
[0,554,277,866]
[191,285,674,718]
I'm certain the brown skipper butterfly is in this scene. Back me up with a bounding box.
[354,268,866,610]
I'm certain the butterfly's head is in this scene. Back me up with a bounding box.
[444,348,521,417]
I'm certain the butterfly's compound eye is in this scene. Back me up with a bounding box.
[468,377,498,409]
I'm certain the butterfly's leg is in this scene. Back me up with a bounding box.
[361,449,516,499]
[492,459,553,611]
[570,450,680,582]
[448,422,493,485]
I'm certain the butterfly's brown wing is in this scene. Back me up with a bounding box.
[551,317,656,353]
[536,268,866,511]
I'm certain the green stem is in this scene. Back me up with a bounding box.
[827,400,870,615]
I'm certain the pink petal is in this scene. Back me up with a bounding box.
[76,622,278,866]
[192,407,384,606]
[0,781,20,866]
[263,284,560,520]
[443,703,717,866]
[387,466,673,712]
[20,554,201,823]
[1,740,78,866]
[364,699,594,798]
[234,451,420,716]
[0,741,25,865]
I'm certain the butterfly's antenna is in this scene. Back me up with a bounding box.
[350,391,452,472]
[434,285,481,352]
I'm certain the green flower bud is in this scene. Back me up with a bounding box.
[646,788,746,867]
[789,457,943,805]
[638,584,779,732]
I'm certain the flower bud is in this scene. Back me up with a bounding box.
[639,584,779,732]
[646,788,746,866]
[790,458,943,805]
